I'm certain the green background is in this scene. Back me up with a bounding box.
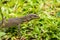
[0,0,60,40]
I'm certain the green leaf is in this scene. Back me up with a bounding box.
[56,11,60,17]
[34,26,40,34]
[0,32,6,37]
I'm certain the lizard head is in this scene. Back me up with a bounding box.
[28,14,40,19]
[20,14,40,22]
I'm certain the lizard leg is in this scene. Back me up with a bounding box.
[17,24,21,37]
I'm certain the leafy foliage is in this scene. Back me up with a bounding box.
[0,0,60,40]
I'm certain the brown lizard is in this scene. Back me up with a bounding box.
[1,14,39,28]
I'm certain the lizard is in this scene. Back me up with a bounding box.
[0,14,40,39]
